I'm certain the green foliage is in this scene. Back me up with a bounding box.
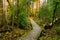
[17,8,28,29]
[7,0,31,29]
[16,0,30,29]
[38,5,53,24]
[38,0,60,25]
[7,4,17,25]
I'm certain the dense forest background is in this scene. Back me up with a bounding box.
[0,0,60,40]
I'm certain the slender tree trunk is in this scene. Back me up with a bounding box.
[0,0,3,27]
[16,0,19,27]
[52,2,59,26]
[12,0,14,27]
[7,0,15,27]
[3,0,8,28]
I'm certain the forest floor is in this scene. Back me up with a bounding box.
[0,18,60,40]
[0,26,30,40]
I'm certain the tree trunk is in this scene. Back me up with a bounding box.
[0,0,3,27]
[3,0,8,28]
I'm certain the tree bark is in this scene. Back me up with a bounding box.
[0,0,3,27]
[3,0,8,28]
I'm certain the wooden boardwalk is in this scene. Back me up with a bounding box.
[19,19,42,40]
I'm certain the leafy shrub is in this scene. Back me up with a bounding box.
[17,9,29,29]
